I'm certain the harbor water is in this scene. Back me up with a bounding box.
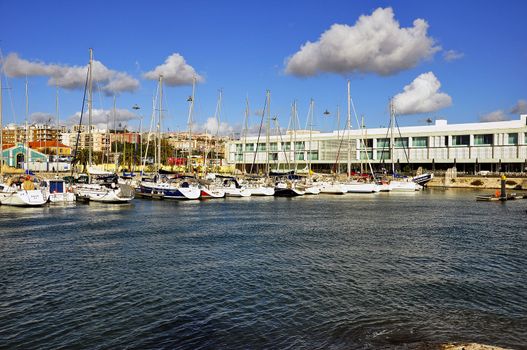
[1,189,526,349]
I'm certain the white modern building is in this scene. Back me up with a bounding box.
[226,115,527,174]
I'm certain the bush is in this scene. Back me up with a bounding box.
[471,180,483,186]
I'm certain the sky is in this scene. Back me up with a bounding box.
[1,0,526,136]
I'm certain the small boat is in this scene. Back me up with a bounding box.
[274,181,305,197]
[137,178,201,200]
[42,178,75,203]
[316,181,347,195]
[413,173,434,187]
[199,183,226,199]
[389,179,422,192]
[214,176,252,197]
[0,176,48,206]
[341,180,380,193]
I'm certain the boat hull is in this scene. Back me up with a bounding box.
[0,189,47,206]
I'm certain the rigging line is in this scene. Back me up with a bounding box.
[275,116,290,170]
[350,95,376,180]
[395,114,411,165]
[0,48,18,125]
[249,95,267,175]
[70,67,90,178]
[142,85,159,170]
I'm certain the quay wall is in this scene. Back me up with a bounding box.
[428,175,527,190]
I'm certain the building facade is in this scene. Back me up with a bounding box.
[226,115,527,174]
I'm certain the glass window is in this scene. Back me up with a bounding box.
[281,142,291,151]
[295,151,304,161]
[245,143,254,151]
[257,143,266,151]
[269,152,278,161]
[361,139,373,148]
[474,134,493,146]
[235,144,243,152]
[269,142,278,151]
[395,137,408,148]
[307,151,318,160]
[377,138,390,148]
[294,141,305,150]
[412,137,428,148]
[235,154,243,161]
[508,133,518,145]
[360,150,373,160]
[378,150,390,160]
[452,135,470,146]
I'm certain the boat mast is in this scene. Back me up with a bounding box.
[242,97,249,174]
[347,80,351,178]
[113,95,117,170]
[25,77,29,174]
[390,99,396,175]
[55,84,59,174]
[293,101,298,173]
[265,90,270,177]
[158,75,163,173]
[0,71,3,178]
[88,48,93,166]
[187,76,195,174]
[308,98,314,179]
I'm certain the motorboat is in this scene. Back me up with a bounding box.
[0,176,48,206]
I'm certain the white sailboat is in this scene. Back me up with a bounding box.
[0,75,48,206]
[73,49,134,203]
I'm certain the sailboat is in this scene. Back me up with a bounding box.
[385,100,422,192]
[0,74,48,206]
[72,49,134,203]
[136,75,200,200]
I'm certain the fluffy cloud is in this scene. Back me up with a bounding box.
[285,7,439,77]
[480,110,510,122]
[195,117,234,136]
[443,49,464,62]
[29,112,56,124]
[510,99,527,114]
[393,72,452,115]
[66,108,140,130]
[1,53,139,94]
[144,53,204,86]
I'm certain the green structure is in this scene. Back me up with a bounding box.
[1,143,48,168]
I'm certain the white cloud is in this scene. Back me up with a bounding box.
[510,99,527,114]
[443,49,464,62]
[1,53,139,94]
[393,72,452,115]
[196,117,234,136]
[144,53,204,86]
[66,108,140,130]
[285,7,439,77]
[480,110,510,122]
[29,112,55,124]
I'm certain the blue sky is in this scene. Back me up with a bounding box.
[1,0,526,135]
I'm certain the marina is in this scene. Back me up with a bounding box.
[1,1,526,349]
[1,189,526,349]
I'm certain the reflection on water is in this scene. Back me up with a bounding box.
[1,188,526,349]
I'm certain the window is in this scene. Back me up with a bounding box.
[269,152,278,161]
[295,151,304,161]
[445,136,449,147]
[235,144,243,152]
[412,137,428,148]
[474,134,493,146]
[360,150,373,160]
[378,150,390,160]
[257,143,266,151]
[307,151,318,160]
[281,142,291,151]
[395,137,408,148]
[235,154,243,161]
[269,142,278,151]
[452,135,470,146]
[245,143,254,152]
[361,139,373,148]
[377,138,390,148]
[508,133,518,145]
[294,141,305,150]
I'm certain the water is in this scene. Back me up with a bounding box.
[1,189,526,349]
